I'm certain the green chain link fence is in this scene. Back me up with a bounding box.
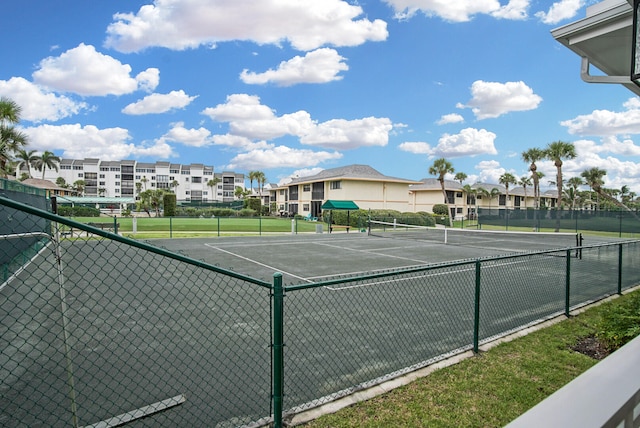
[2,193,640,427]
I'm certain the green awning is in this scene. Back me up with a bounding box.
[321,200,359,210]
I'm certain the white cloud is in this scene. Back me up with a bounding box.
[105,0,388,53]
[561,99,640,136]
[475,160,506,184]
[0,77,88,123]
[300,117,393,149]
[135,68,161,93]
[23,123,174,160]
[32,44,158,96]
[211,134,273,151]
[574,136,640,156]
[240,48,349,86]
[202,93,393,149]
[226,146,342,170]
[158,122,212,147]
[398,141,433,154]
[384,0,529,22]
[433,128,498,157]
[535,0,584,25]
[463,80,542,120]
[122,90,197,115]
[436,113,464,125]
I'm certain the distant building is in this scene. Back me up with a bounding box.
[271,164,421,218]
[19,159,245,203]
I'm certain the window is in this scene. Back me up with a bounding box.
[99,181,105,186]
[115,182,120,186]
[100,174,105,178]
[303,204,310,211]
[456,192,462,198]
[191,176,202,183]
[78,173,83,178]
[303,184,310,192]
[456,207,463,214]
[330,181,341,190]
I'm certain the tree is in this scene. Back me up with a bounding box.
[0,97,29,177]
[14,149,37,178]
[207,177,220,201]
[463,184,478,219]
[140,176,149,190]
[580,167,634,212]
[521,148,545,209]
[32,150,61,179]
[499,172,517,209]
[566,176,583,210]
[73,180,85,196]
[429,158,454,226]
[248,170,260,194]
[518,176,532,209]
[454,172,467,184]
[545,141,576,231]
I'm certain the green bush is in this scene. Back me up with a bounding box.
[57,206,100,217]
[433,204,449,215]
[163,193,177,217]
[596,291,640,351]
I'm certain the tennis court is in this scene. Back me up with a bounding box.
[2,211,637,427]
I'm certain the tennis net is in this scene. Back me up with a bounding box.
[368,220,582,252]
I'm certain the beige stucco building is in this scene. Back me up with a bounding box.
[271,165,420,218]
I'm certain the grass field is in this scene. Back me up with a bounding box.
[63,216,325,237]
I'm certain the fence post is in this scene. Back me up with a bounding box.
[170,217,173,239]
[113,215,118,234]
[565,249,571,317]
[473,260,481,353]
[618,244,623,295]
[272,273,284,428]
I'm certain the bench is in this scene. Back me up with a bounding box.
[329,225,350,233]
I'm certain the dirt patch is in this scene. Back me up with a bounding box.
[571,336,610,360]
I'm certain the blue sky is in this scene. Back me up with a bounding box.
[3,0,640,192]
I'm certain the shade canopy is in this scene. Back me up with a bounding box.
[321,200,359,210]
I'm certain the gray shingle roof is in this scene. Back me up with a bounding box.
[289,164,418,184]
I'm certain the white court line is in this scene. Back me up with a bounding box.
[324,257,539,291]
[204,243,313,283]
[313,241,430,265]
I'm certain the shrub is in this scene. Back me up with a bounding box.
[163,193,177,217]
[433,204,449,215]
[596,291,640,351]
[57,206,100,217]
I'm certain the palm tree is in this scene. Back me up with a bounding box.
[32,151,61,179]
[580,167,634,212]
[73,179,85,196]
[518,176,532,209]
[0,97,29,177]
[140,176,149,190]
[545,141,576,231]
[14,149,38,178]
[462,184,477,219]
[207,177,221,201]
[248,170,260,195]
[429,158,454,226]
[566,176,583,211]
[454,172,467,185]
[521,148,545,209]
[499,172,517,209]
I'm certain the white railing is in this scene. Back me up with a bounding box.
[506,334,640,428]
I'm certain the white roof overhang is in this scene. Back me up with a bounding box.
[551,0,640,95]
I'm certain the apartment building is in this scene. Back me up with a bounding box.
[21,159,245,203]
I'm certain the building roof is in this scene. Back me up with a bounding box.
[410,178,463,191]
[551,0,639,96]
[21,178,68,191]
[288,164,420,185]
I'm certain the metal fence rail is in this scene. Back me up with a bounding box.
[1,195,639,427]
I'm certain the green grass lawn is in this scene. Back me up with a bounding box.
[301,289,640,428]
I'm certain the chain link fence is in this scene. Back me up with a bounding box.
[477,208,640,236]
[2,193,640,427]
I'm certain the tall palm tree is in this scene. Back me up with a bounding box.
[32,151,61,179]
[14,149,38,178]
[580,167,634,212]
[429,158,454,225]
[518,176,532,209]
[499,172,517,209]
[521,148,545,209]
[462,184,477,219]
[0,97,29,177]
[207,177,221,201]
[545,141,576,231]
[566,176,583,210]
[248,170,259,195]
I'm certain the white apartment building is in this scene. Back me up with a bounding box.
[21,159,245,203]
